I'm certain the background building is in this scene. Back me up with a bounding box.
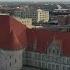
[37,9,49,23]
[14,7,37,23]
[57,15,70,25]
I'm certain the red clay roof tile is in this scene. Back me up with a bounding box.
[0,15,27,50]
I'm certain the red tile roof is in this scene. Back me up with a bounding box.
[0,15,27,50]
[0,15,70,56]
[26,28,70,56]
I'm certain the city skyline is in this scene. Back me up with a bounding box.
[0,0,70,2]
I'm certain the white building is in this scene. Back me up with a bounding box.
[21,18,32,28]
[13,17,33,28]
[37,9,49,23]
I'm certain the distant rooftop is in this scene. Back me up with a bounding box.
[0,13,9,15]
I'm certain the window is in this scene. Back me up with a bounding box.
[15,59,17,63]
[10,56,11,59]
[55,57,60,63]
[48,63,51,70]
[46,63,48,69]
[25,52,31,59]
[34,53,37,60]
[38,61,41,67]
[62,57,67,64]
[49,49,51,53]
[57,50,59,55]
[9,56,12,67]
[56,65,59,70]
[42,54,46,61]
[36,53,41,60]
[48,47,60,56]
[52,64,55,70]
[53,49,55,54]
[67,58,70,64]
[33,53,41,60]
[42,62,46,68]
[40,13,41,14]
[34,61,37,66]
[67,67,70,70]
[10,62,11,67]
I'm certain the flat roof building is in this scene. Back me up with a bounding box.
[37,9,49,23]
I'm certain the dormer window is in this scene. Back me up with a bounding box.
[47,37,61,56]
[53,49,55,53]
[48,47,60,56]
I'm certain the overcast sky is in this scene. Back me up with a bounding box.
[0,0,70,2]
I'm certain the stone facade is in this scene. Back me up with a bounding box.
[0,49,24,70]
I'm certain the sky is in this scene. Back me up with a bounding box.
[0,0,70,2]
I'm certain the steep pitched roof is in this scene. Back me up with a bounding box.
[10,16,27,49]
[0,15,27,50]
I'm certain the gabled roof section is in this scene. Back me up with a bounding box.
[10,16,27,48]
